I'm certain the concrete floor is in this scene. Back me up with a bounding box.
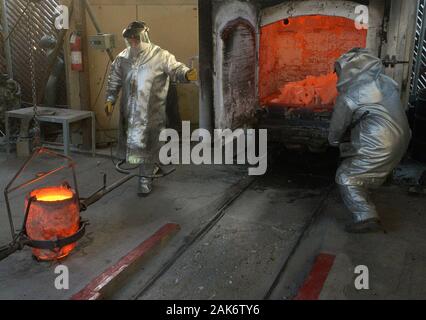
[269,158,426,300]
[0,148,425,300]
[319,186,426,299]
[0,150,248,299]
[134,148,335,300]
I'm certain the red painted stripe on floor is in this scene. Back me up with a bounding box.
[71,223,180,300]
[294,253,336,300]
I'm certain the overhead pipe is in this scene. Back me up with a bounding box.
[83,0,114,62]
[198,0,214,132]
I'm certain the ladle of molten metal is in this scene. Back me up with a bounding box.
[0,148,87,261]
[0,147,174,262]
[25,185,81,261]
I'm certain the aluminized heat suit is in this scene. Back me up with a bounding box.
[328,48,411,223]
[106,43,190,164]
[106,22,191,195]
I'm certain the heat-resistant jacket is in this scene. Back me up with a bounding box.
[328,48,411,187]
[106,43,190,164]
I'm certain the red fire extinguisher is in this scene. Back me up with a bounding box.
[70,32,83,71]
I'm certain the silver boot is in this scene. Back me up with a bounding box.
[137,164,155,197]
[338,184,380,222]
[138,176,153,196]
[338,184,384,233]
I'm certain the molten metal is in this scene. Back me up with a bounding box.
[25,186,80,261]
[30,186,74,202]
[268,73,338,110]
[259,15,367,109]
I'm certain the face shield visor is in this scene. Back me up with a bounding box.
[123,23,151,57]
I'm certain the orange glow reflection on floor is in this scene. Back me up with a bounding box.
[259,15,367,109]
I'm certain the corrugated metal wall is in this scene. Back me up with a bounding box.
[2,0,67,105]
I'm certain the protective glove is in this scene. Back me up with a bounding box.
[105,101,114,117]
[186,68,198,82]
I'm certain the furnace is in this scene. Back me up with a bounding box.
[200,0,415,151]
[259,15,367,110]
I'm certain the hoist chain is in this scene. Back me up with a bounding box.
[27,0,41,148]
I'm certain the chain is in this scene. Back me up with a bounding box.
[27,0,40,148]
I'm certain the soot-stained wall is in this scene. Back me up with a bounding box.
[212,0,258,129]
[222,19,257,129]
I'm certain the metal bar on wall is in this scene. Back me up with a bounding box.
[411,0,426,97]
[198,0,214,132]
[83,0,114,62]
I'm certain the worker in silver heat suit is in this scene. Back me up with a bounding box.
[329,48,411,233]
[105,21,197,196]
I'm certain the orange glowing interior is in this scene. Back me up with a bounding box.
[26,185,79,261]
[31,186,74,202]
[259,15,367,110]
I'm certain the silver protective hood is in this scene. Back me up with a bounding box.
[106,43,190,164]
[335,48,383,94]
[329,48,411,222]
[124,28,151,58]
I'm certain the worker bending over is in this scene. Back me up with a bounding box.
[329,48,411,233]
